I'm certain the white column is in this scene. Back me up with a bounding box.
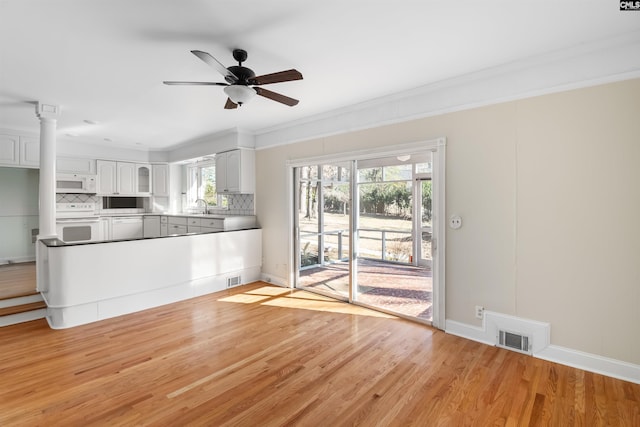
[36,102,60,239]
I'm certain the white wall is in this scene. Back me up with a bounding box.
[0,167,39,262]
[255,78,640,366]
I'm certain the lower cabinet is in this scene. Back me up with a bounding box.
[167,216,187,235]
[111,217,143,240]
[99,218,111,241]
[160,216,168,236]
[143,216,161,238]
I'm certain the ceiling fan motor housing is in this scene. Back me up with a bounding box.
[227,65,255,84]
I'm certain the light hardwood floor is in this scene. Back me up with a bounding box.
[1,282,638,426]
[0,261,37,300]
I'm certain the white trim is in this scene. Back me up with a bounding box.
[255,32,640,150]
[445,319,494,346]
[0,293,43,309]
[287,139,446,325]
[286,138,445,167]
[536,345,640,385]
[431,141,446,329]
[445,313,640,385]
[0,308,46,327]
[259,273,288,288]
[0,256,36,265]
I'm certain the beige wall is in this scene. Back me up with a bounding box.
[255,78,640,365]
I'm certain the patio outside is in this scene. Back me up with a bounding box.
[298,211,432,321]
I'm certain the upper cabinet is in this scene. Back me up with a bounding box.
[97,160,117,194]
[152,164,169,197]
[0,134,39,168]
[97,160,152,196]
[57,157,96,174]
[136,164,151,195]
[19,137,40,167]
[215,149,255,194]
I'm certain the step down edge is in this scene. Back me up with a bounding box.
[0,308,47,327]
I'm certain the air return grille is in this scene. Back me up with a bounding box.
[226,275,242,288]
[497,330,531,355]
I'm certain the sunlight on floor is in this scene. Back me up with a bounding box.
[218,286,397,319]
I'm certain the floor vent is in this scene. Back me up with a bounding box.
[226,275,242,288]
[497,330,531,355]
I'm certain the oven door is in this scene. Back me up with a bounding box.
[56,218,101,243]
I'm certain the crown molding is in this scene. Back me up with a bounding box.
[254,30,640,150]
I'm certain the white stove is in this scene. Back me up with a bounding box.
[56,203,101,242]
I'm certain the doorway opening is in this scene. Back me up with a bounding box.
[291,139,445,326]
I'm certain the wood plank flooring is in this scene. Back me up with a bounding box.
[0,262,37,300]
[1,282,638,426]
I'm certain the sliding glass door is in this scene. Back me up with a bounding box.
[353,154,433,321]
[294,164,351,300]
[292,143,443,326]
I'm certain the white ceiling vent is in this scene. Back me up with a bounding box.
[497,330,532,355]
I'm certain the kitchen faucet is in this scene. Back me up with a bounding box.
[195,198,207,214]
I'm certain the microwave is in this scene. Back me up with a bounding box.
[56,173,97,194]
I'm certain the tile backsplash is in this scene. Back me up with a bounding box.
[218,193,254,215]
[56,193,255,215]
[56,193,102,208]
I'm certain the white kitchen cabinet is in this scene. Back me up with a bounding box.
[187,217,201,234]
[111,217,143,239]
[99,217,112,241]
[19,137,40,167]
[97,160,152,196]
[0,134,40,168]
[143,216,160,237]
[160,216,168,236]
[167,216,187,235]
[117,162,136,195]
[201,218,224,230]
[215,149,255,194]
[136,164,152,195]
[0,134,19,165]
[57,157,96,174]
[152,164,169,197]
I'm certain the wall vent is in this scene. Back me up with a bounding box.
[226,275,242,288]
[497,330,532,355]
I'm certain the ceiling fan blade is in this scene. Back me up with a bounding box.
[254,87,299,106]
[163,81,228,86]
[224,98,238,109]
[249,69,303,85]
[191,50,238,83]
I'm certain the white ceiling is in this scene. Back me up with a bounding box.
[1,0,639,152]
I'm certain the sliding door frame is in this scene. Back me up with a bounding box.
[286,138,446,329]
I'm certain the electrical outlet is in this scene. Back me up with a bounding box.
[449,215,462,229]
[475,305,484,319]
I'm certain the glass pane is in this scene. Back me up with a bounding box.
[297,164,349,300]
[201,165,217,206]
[383,164,412,181]
[358,167,382,183]
[415,162,432,174]
[299,165,319,181]
[356,159,432,321]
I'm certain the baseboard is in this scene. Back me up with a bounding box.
[446,313,640,385]
[259,273,289,288]
[536,345,640,385]
[0,256,36,265]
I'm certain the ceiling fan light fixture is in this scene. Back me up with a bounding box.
[224,85,256,105]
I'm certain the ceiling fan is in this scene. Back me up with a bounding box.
[163,49,303,109]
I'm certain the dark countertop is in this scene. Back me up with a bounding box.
[39,226,261,247]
